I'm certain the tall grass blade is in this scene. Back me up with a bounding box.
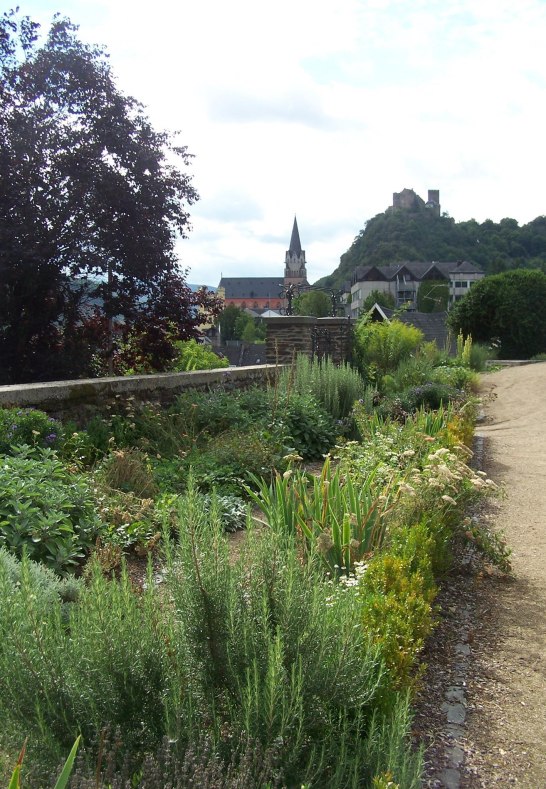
[53,735,81,789]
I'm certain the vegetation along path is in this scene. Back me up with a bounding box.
[461,363,546,786]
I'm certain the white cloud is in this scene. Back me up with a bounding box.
[18,0,546,286]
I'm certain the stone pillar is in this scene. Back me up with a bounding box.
[264,316,353,365]
[314,317,353,365]
[264,316,315,364]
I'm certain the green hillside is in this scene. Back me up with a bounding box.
[315,206,546,290]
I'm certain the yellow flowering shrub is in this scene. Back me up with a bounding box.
[359,522,437,690]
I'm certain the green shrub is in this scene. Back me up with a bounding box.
[276,393,338,460]
[152,455,188,493]
[93,486,161,549]
[171,339,229,371]
[66,388,262,466]
[430,364,477,390]
[59,420,109,467]
[173,390,257,438]
[468,341,496,371]
[354,319,424,380]
[385,356,434,392]
[0,548,81,605]
[419,340,450,366]
[0,447,99,575]
[96,448,157,498]
[60,414,123,466]
[180,429,283,495]
[164,482,391,786]
[129,401,201,457]
[0,556,168,767]
[236,386,276,420]
[0,408,63,455]
[0,480,423,788]
[371,382,463,420]
[277,354,366,420]
[358,522,437,690]
[398,382,463,412]
[201,493,247,532]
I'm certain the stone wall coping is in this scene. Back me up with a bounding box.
[262,316,318,325]
[0,365,283,410]
[263,315,350,325]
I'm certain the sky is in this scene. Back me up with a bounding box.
[18,0,546,287]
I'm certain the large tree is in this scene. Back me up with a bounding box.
[448,269,546,359]
[0,10,217,383]
[293,290,332,317]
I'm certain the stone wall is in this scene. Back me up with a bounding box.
[0,318,354,422]
[264,316,353,365]
[0,365,280,423]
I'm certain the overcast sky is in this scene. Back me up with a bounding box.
[20,0,546,287]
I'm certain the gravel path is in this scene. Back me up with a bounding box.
[460,364,546,786]
[416,363,546,788]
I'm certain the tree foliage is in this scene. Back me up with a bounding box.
[361,289,395,313]
[315,203,546,291]
[218,305,241,342]
[416,281,449,312]
[448,269,546,358]
[293,290,332,317]
[218,305,265,343]
[0,10,219,383]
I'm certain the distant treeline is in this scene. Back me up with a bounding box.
[316,208,546,289]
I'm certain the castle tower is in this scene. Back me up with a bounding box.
[284,216,308,286]
[425,189,440,216]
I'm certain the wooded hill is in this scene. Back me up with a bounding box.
[315,206,546,290]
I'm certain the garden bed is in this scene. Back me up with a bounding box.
[0,340,507,787]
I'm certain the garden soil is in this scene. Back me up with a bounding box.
[421,363,546,788]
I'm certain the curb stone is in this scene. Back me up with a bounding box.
[421,432,487,788]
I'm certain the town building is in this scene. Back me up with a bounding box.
[346,260,484,319]
[218,217,309,312]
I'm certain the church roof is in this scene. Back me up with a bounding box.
[218,277,282,299]
[288,216,302,255]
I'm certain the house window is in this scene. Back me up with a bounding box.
[455,281,468,288]
[397,290,414,302]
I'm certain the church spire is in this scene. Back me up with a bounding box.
[289,215,302,256]
[284,215,308,286]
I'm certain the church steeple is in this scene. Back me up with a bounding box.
[289,216,302,256]
[284,215,308,286]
